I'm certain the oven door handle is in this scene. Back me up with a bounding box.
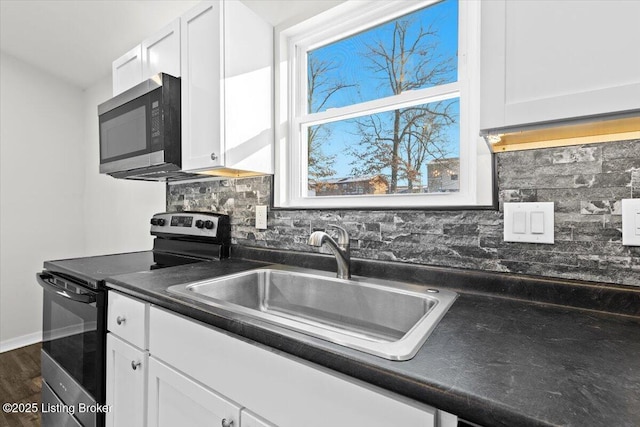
[36,273,96,304]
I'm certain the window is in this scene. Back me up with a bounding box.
[275,0,493,208]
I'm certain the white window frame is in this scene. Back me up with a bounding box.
[274,0,493,209]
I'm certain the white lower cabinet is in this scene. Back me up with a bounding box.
[105,333,148,427]
[106,291,150,427]
[148,306,442,427]
[147,357,240,427]
[241,409,276,427]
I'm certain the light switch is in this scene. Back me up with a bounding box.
[621,199,640,246]
[513,211,526,234]
[255,205,267,230]
[504,202,554,244]
[530,211,544,234]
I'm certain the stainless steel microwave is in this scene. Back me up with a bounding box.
[97,73,184,181]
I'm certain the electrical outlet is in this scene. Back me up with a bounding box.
[621,199,640,246]
[255,205,267,230]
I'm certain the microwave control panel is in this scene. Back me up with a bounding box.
[150,100,161,139]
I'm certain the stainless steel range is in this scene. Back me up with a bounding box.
[36,212,231,427]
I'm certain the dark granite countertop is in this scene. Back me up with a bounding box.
[106,253,640,427]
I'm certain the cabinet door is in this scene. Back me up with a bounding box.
[481,0,640,130]
[223,0,273,174]
[181,1,224,171]
[142,19,181,80]
[241,409,276,427]
[112,45,143,96]
[147,357,240,427]
[106,334,148,427]
[150,307,436,427]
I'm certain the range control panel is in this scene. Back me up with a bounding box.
[150,212,231,244]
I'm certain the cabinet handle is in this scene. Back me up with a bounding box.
[221,418,233,427]
[211,152,218,161]
[131,360,141,370]
[116,316,126,325]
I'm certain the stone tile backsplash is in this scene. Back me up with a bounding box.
[167,139,640,287]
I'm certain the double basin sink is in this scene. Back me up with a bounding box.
[168,266,457,361]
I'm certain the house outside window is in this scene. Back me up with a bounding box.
[427,158,460,192]
[274,0,493,209]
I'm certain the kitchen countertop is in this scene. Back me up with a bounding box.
[106,255,640,427]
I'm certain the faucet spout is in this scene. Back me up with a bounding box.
[308,225,351,279]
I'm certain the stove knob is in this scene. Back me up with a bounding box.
[157,218,166,226]
[150,218,158,226]
[195,219,205,229]
[204,220,214,230]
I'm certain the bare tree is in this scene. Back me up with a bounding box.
[307,56,355,190]
[349,16,457,193]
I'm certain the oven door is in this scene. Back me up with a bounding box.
[37,272,106,407]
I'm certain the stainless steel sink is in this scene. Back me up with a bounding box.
[167,266,457,360]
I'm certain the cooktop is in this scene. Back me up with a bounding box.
[43,212,232,289]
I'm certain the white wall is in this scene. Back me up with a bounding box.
[0,52,86,350]
[81,77,165,255]
[0,53,165,352]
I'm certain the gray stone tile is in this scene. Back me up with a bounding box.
[633,170,640,198]
[164,138,640,287]
[500,189,537,203]
[549,145,601,164]
[580,200,622,215]
[602,157,640,173]
[601,138,640,160]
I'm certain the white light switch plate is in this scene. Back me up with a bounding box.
[621,199,640,246]
[504,202,554,244]
[255,205,267,230]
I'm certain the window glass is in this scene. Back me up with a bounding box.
[307,0,458,113]
[307,98,460,196]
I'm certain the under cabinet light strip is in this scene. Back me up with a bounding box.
[482,115,640,153]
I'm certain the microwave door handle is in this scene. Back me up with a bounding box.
[36,273,96,304]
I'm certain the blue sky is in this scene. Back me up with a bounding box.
[306,0,460,188]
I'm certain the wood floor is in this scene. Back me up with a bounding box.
[0,343,42,427]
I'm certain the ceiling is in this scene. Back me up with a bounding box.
[0,0,343,90]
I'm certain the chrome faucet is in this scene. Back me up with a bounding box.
[308,225,351,279]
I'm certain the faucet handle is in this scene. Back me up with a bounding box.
[327,224,349,246]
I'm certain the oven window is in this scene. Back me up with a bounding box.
[42,293,101,398]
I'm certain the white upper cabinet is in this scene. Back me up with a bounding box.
[142,19,181,80]
[221,0,274,174]
[112,45,142,96]
[481,0,640,131]
[110,0,274,175]
[112,20,181,96]
[181,0,274,174]
[180,1,224,170]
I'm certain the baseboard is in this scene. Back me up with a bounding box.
[0,331,42,353]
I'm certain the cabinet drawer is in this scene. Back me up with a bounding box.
[150,307,435,427]
[108,291,148,349]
